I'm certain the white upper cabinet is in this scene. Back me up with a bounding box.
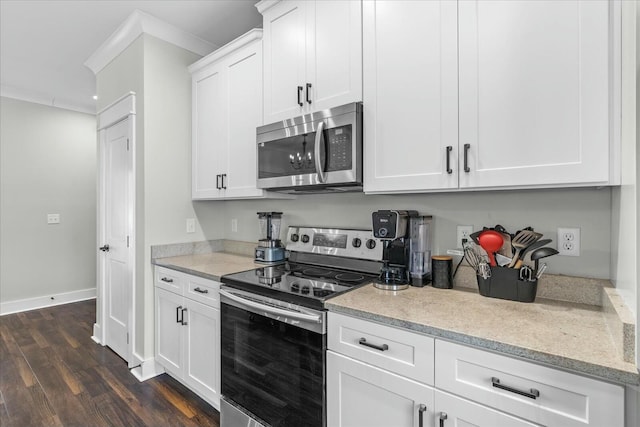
[364,0,620,194]
[458,0,614,189]
[363,0,459,192]
[259,0,362,124]
[190,29,275,200]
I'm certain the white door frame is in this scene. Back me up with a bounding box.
[93,92,136,368]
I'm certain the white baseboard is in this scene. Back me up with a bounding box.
[92,323,103,344]
[0,288,96,316]
[130,355,165,382]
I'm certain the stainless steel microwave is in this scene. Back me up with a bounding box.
[256,102,363,193]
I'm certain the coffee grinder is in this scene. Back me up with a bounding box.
[255,212,286,264]
[372,210,432,290]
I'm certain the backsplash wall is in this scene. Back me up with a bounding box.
[203,187,613,280]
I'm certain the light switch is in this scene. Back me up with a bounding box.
[47,214,60,224]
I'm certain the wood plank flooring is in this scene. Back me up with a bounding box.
[0,299,220,427]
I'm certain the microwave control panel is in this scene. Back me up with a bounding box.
[327,126,352,171]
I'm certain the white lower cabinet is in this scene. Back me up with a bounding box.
[327,351,435,427]
[154,267,220,409]
[327,312,625,427]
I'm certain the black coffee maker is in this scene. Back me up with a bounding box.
[372,210,417,290]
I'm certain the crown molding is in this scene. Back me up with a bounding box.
[255,0,281,15]
[1,85,96,115]
[84,9,217,75]
[188,28,263,74]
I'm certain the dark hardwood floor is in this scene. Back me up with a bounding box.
[0,299,220,427]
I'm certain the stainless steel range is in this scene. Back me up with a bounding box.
[219,226,383,427]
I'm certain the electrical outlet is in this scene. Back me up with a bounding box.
[231,219,238,233]
[557,227,580,256]
[186,218,196,233]
[47,213,60,224]
[456,225,473,247]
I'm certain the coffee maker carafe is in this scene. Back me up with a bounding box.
[371,210,432,290]
[255,212,285,264]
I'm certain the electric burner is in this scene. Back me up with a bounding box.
[221,227,384,309]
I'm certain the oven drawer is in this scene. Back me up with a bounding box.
[435,340,624,427]
[155,266,184,294]
[328,312,434,386]
[185,275,220,308]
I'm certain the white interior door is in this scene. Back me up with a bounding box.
[100,117,132,364]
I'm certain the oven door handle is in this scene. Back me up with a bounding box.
[220,289,322,323]
[314,120,327,183]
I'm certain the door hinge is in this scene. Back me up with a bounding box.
[126,138,130,151]
[127,332,129,344]
[127,236,130,247]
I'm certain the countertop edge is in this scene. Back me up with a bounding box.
[325,303,640,386]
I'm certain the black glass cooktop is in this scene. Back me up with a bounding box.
[221,262,378,309]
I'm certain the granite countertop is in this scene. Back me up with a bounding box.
[326,284,639,385]
[152,252,259,281]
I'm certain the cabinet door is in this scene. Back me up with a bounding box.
[224,42,265,199]
[327,351,435,427]
[192,66,225,199]
[458,0,611,189]
[363,0,458,193]
[155,288,184,375]
[435,390,538,427]
[184,300,220,409]
[263,0,307,124]
[306,0,362,112]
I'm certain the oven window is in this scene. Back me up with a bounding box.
[221,303,325,427]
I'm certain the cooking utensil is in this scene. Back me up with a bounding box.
[464,244,484,272]
[536,263,548,279]
[513,238,552,269]
[495,253,512,267]
[519,266,534,281]
[508,230,543,268]
[478,230,504,267]
[531,247,559,271]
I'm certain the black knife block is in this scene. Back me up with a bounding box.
[476,266,538,303]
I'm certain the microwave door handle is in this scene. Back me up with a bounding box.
[314,120,327,183]
[219,289,321,323]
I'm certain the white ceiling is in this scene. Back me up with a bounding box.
[0,0,262,114]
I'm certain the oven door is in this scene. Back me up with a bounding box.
[220,287,326,427]
[256,102,362,191]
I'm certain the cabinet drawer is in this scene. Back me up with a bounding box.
[435,340,624,427]
[185,275,220,308]
[155,267,184,294]
[328,312,434,386]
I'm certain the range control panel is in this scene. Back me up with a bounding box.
[285,227,383,261]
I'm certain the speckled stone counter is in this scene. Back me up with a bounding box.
[326,284,639,385]
[152,252,259,281]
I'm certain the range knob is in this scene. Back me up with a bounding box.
[301,285,310,295]
[352,238,362,248]
[366,239,377,249]
[290,233,299,242]
[301,234,310,243]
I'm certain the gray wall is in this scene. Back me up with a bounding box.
[0,97,96,303]
[96,34,204,359]
[220,188,613,279]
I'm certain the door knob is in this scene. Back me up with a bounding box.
[99,245,110,252]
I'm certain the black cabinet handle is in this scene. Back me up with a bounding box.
[181,308,188,326]
[439,412,448,427]
[176,305,182,323]
[297,86,303,106]
[221,174,227,189]
[418,404,427,427]
[358,337,388,352]
[216,174,221,190]
[193,287,209,294]
[306,83,312,104]
[446,146,453,174]
[161,277,173,283]
[463,143,471,173]
[99,245,110,252]
[491,377,540,399]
